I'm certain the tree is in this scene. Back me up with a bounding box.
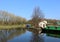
[0,10,27,25]
[31,6,44,27]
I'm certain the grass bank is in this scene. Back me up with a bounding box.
[0,24,26,30]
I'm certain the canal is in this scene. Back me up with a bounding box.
[0,28,60,42]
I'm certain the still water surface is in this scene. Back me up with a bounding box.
[0,28,60,42]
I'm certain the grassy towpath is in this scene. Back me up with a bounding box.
[0,24,26,30]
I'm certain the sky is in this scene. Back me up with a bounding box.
[0,0,60,20]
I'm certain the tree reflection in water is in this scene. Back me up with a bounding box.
[0,28,26,42]
[7,29,26,40]
[0,28,60,42]
[0,30,7,42]
[28,29,44,42]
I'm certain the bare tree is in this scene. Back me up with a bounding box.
[31,6,44,27]
[32,7,44,19]
[0,10,27,25]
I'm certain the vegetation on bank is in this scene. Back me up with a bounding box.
[0,11,26,25]
[0,11,27,29]
[0,24,26,29]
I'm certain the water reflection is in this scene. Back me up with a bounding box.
[8,28,44,42]
[0,29,26,42]
[0,28,60,42]
[29,29,44,42]
[8,29,32,42]
[46,33,60,38]
[0,30,7,42]
[7,29,26,40]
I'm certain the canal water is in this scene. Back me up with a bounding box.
[0,28,60,42]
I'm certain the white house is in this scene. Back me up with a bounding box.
[39,20,47,29]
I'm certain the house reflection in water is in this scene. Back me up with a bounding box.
[30,29,44,42]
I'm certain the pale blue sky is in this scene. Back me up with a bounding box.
[0,0,60,20]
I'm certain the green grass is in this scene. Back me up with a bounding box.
[0,24,26,30]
